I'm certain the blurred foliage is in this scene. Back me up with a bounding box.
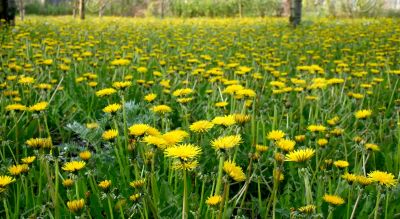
[22,0,400,17]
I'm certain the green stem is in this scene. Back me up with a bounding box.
[182,170,188,219]
[3,198,10,219]
[214,156,225,196]
[374,187,382,219]
[108,196,114,219]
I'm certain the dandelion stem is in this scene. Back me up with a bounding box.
[350,189,362,219]
[108,196,114,219]
[182,170,188,219]
[215,156,225,196]
[373,187,382,219]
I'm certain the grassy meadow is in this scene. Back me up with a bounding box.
[0,17,400,218]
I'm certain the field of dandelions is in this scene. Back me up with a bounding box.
[0,17,400,219]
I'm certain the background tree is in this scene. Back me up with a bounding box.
[0,0,16,25]
[289,0,302,27]
[79,0,85,19]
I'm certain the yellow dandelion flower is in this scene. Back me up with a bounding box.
[190,120,214,133]
[285,148,315,162]
[18,76,35,84]
[96,88,117,97]
[317,138,328,147]
[98,180,112,190]
[211,135,242,151]
[342,172,357,183]
[323,194,345,206]
[0,175,16,187]
[307,125,326,132]
[355,109,372,119]
[5,104,27,112]
[67,199,85,213]
[8,164,29,176]
[102,129,118,141]
[205,195,223,206]
[144,93,157,102]
[172,88,193,97]
[21,156,36,164]
[295,135,306,142]
[223,160,246,182]
[130,179,146,188]
[368,170,397,187]
[212,115,236,127]
[62,161,86,173]
[29,101,48,112]
[162,130,189,146]
[276,139,296,152]
[103,103,122,114]
[255,144,269,152]
[26,137,52,149]
[365,143,380,151]
[215,101,228,107]
[112,81,132,89]
[172,160,199,171]
[79,151,92,161]
[129,124,150,136]
[164,144,202,161]
[151,105,172,114]
[129,193,141,202]
[267,130,285,141]
[233,114,251,124]
[86,122,99,129]
[142,135,168,149]
[333,160,349,168]
[355,175,373,186]
[298,204,316,214]
[63,178,74,187]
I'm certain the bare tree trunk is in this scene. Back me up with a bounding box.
[160,0,165,18]
[283,0,291,16]
[73,0,78,18]
[99,0,106,17]
[79,0,85,20]
[238,0,242,17]
[18,0,23,21]
[289,0,302,27]
[0,0,16,26]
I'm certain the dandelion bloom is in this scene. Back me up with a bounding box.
[223,160,246,182]
[67,199,85,213]
[144,93,157,102]
[276,139,296,152]
[103,103,122,114]
[151,105,172,114]
[79,151,92,161]
[129,193,141,202]
[355,109,372,119]
[112,81,132,89]
[307,125,326,132]
[21,156,36,164]
[212,115,236,127]
[365,143,380,151]
[96,88,117,97]
[142,135,169,149]
[333,160,349,168]
[0,175,16,187]
[128,124,151,136]
[162,131,187,146]
[211,135,242,151]
[8,164,29,176]
[26,137,52,149]
[173,160,199,170]
[29,102,49,112]
[63,179,74,187]
[164,144,202,161]
[98,180,112,190]
[267,130,285,141]
[233,114,251,124]
[172,88,193,97]
[205,195,223,206]
[130,179,146,188]
[317,138,328,147]
[255,144,268,152]
[368,170,397,187]
[298,204,316,214]
[285,148,315,162]
[323,194,345,206]
[342,172,357,183]
[102,129,118,140]
[190,120,214,133]
[6,104,27,112]
[62,161,86,173]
